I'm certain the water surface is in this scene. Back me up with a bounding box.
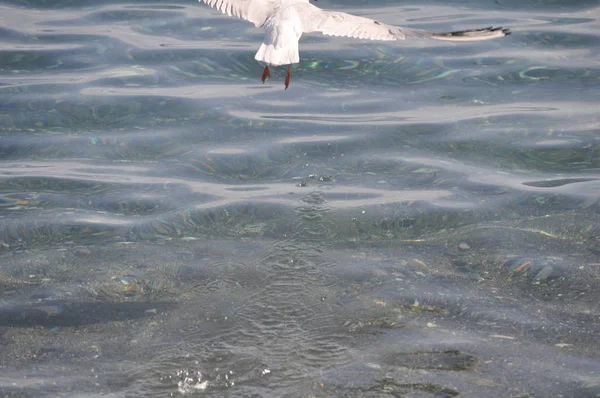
[1,0,599,396]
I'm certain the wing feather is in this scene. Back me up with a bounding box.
[302,8,413,41]
[299,5,510,42]
[199,0,280,27]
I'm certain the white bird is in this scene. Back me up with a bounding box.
[199,0,510,89]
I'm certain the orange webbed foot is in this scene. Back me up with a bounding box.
[284,65,291,90]
[261,65,271,83]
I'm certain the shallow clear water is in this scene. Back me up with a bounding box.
[0,0,599,396]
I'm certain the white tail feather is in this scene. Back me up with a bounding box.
[255,42,300,66]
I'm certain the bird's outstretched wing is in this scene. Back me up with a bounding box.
[300,5,510,42]
[199,0,281,27]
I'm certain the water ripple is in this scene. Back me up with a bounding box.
[1,1,599,396]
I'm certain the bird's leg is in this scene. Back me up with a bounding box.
[261,65,271,83]
[284,65,291,90]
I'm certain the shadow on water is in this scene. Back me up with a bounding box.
[0,300,176,327]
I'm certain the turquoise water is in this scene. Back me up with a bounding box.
[0,0,599,396]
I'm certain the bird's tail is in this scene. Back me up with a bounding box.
[255,41,300,67]
[413,26,511,42]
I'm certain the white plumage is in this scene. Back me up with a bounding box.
[199,0,510,88]
[254,4,303,66]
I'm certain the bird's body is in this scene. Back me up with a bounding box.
[257,3,304,66]
[199,0,510,88]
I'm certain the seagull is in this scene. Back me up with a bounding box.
[199,0,510,89]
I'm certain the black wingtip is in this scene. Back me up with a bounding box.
[438,26,511,38]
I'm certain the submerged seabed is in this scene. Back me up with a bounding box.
[0,0,599,396]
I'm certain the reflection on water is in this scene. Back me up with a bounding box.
[0,0,599,396]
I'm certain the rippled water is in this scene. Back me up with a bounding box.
[1,0,599,396]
